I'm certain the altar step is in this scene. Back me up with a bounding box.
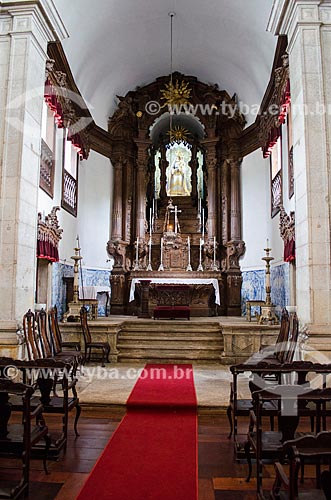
[116,321,224,363]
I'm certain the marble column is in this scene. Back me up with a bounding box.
[0,1,67,347]
[111,161,123,241]
[268,1,331,335]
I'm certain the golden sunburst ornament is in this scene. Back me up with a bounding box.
[161,80,192,108]
[167,125,190,143]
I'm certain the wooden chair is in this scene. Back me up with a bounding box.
[0,379,50,499]
[47,308,84,371]
[227,309,299,444]
[49,306,81,352]
[0,357,81,457]
[80,306,110,367]
[244,386,331,499]
[271,432,331,499]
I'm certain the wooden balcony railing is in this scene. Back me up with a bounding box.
[271,170,282,217]
[40,139,55,198]
[62,169,77,217]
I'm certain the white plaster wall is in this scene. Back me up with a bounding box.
[241,149,280,269]
[37,127,78,262]
[241,120,295,271]
[77,150,111,269]
[241,149,270,270]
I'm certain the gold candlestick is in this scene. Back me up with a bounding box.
[259,243,279,325]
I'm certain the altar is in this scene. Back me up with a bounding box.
[129,278,220,304]
[107,74,246,317]
[127,271,224,317]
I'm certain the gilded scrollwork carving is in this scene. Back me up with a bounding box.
[45,60,90,158]
[225,240,246,271]
[259,53,290,152]
[107,240,131,271]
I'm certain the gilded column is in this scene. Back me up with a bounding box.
[189,142,198,202]
[230,158,242,241]
[111,161,124,241]
[134,140,150,239]
[159,144,168,201]
[220,160,230,245]
[204,141,218,239]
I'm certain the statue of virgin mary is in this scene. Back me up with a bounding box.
[167,153,191,196]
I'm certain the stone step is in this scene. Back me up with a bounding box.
[117,350,223,360]
[117,320,223,363]
[118,335,222,342]
[117,342,222,350]
[117,357,222,364]
[120,325,222,334]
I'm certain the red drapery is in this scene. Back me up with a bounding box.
[284,238,295,263]
[44,79,87,159]
[263,79,291,158]
[37,238,59,262]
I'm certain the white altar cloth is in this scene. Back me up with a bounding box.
[79,286,111,300]
[129,278,220,305]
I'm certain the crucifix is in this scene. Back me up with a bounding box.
[170,205,182,234]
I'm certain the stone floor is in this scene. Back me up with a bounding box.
[76,363,252,408]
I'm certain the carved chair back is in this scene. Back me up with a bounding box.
[80,306,92,344]
[48,306,63,355]
[23,309,42,361]
[283,312,299,364]
[274,308,291,362]
[36,309,52,358]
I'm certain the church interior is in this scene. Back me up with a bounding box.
[0,0,331,498]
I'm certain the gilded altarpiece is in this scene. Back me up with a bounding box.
[107,73,246,316]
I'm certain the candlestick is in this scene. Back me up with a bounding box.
[266,238,269,249]
[149,208,152,237]
[202,208,205,239]
[147,237,153,271]
[158,237,164,271]
[186,236,192,271]
[197,238,204,271]
[213,236,216,268]
[133,237,139,271]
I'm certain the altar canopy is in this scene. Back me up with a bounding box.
[107,73,246,317]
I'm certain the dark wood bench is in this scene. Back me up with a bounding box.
[0,379,50,499]
[245,386,331,498]
[272,431,331,499]
[0,356,81,457]
[153,285,190,320]
[227,309,294,445]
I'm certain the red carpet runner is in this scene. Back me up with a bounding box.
[77,364,197,500]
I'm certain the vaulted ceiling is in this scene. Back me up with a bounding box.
[53,0,277,129]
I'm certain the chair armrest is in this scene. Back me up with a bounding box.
[30,403,44,419]
[274,462,289,488]
[248,410,256,432]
